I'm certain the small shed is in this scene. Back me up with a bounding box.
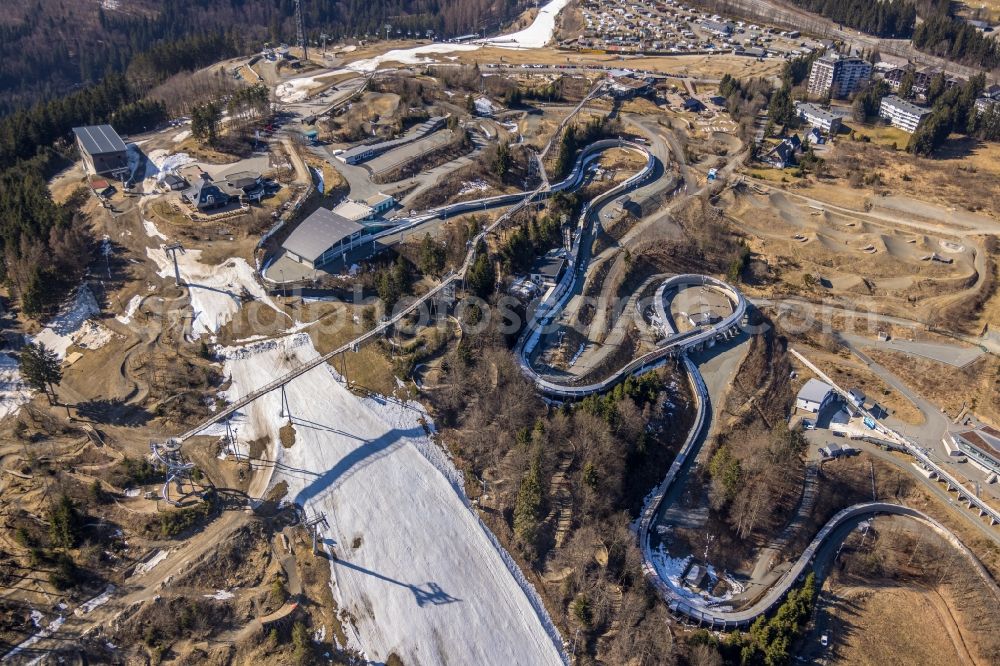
[847,388,865,407]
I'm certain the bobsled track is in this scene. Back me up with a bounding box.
[151,131,1000,633]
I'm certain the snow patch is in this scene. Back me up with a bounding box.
[276,74,336,103]
[0,353,31,422]
[204,589,235,600]
[116,295,142,325]
[458,179,490,196]
[4,615,65,661]
[474,97,496,116]
[132,549,169,577]
[482,0,572,49]
[143,218,168,240]
[75,585,115,616]
[145,150,195,184]
[218,335,566,664]
[33,284,113,359]
[145,248,286,338]
[172,129,192,144]
[649,546,735,610]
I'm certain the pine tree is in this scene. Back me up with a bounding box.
[19,342,63,404]
[49,494,81,549]
[492,140,512,179]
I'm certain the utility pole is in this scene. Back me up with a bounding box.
[164,242,185,286]
[385,23,392,42]
[306,513,328,555]
[295,0,308,61]
[279,384,291,420]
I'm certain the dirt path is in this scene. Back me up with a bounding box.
[23,510,251,657]
[282,137,311,186]
[926,586,979,666]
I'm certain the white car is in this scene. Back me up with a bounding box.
[820,634,829,647]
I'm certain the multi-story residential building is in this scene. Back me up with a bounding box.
[879,95,931,133]
[807,54,873,99]
[795,101,842,134]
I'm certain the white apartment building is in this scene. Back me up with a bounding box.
[879,95,931,133]
[807,54,873,99]
[795,102,842,134]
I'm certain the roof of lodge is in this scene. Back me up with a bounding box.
[956,426,1000,457]
[282,208,365,262]
[797,378,833,404]
[73,125,127,155]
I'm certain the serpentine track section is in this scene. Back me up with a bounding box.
[166,138,657,445]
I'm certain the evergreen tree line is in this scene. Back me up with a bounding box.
[555,116,617,178]
[0,31,239,171]
[3,0,526,116]
[0,168,94,317]
[908,74,987,155]
[912,13,1000,70]
[690,573,818,666]
[786,0,917,38]
[0,31,250,318]
[852,80,891,121]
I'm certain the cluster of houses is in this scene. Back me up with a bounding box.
[74,123,278,214]
[570,0,816,58]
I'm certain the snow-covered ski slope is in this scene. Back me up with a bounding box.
[221,334,566,665]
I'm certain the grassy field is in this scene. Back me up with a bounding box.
[823,584,971,665]
[866,349,1000,424]
[842,122,911,150]
[745,166,804,183]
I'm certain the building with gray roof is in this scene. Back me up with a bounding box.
[282,207,368,269]
[796,378,834,413]
[73,125,129,178]
[340,116,446,165]
[795,102,842,134]
[879,95,931,133]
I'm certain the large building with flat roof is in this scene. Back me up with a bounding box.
[950,427,1000,475]
[879,95,931,133]
[73,125,129,178]
[340,116,446,165]
[282,207,367,269]
[795,102,842,134]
